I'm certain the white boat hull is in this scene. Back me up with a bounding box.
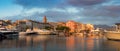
[37,32,52,35]
[105,31,120,40]
[33,29,52,35]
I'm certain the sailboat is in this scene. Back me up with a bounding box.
[33,29,52,35]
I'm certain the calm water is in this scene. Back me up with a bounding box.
[0,35,120,51]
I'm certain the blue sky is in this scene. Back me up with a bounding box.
[0,0,22,17]
[0,0,120,25]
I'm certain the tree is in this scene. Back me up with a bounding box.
[44,26,52,30]
[56,26,70,32]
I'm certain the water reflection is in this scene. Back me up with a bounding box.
[66,36,75,51]
[0,35,120,51]
[102,40,120,51]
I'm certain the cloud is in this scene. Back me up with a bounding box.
[39,11,76,22]
[102,0,120,6]
[67,0,108,7]
[2,7,118,25]
[3,8,77,22]
[14,0,64,9]
[8,0,120,25]
[104,5,120,12]
[81,5,120,17]
[21,8,47,16]
[14,0,109,9]
[77,17,120,25]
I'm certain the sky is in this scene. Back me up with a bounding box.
[0,0,120,25]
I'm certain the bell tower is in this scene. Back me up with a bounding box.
[43,16,47,23]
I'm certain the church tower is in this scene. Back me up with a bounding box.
[43,16,47,23]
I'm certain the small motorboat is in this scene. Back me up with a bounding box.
[33,29,53,35]
[104,23,120,40]
[0,27,19,39]
[104,31,120,40]
[19,29,37,36]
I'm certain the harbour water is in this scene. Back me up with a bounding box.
[0,35,120,51]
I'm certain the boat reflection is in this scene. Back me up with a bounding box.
[102,40,120,51]
[0,35,50,48]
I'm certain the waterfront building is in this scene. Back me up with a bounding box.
[15,20,28,31]
[42,16,54,30]
[48,22,58,31]
[14,19,53,32]
[85,24,94,31]
[39,23,53,29]
[0,20,11,27]
[57,22,66,26]
[76,23,85,33]
[66,20,94,33]
[66,20,77,32]
[16,20,38,31]
[4,20,12,25]
[84,24,94,34]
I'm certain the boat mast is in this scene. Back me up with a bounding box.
[31,22,33,30]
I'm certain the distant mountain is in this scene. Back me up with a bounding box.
[94,25,115,30]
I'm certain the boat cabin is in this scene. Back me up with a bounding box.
[115,23,120,31]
